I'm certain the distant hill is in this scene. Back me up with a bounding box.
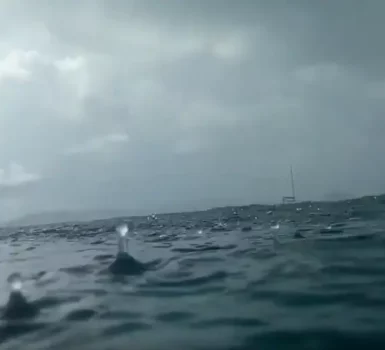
[323,191,354,202]
[4,209,132,227]
[5,193,385,228]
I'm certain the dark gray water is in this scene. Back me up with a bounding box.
[1,195,385,349]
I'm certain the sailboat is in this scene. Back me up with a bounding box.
[282,166,296,204]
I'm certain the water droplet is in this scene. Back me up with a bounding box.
[116,224,129,254]
[7,273,23,292]
[116,224,128,238]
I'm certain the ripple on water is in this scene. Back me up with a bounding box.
[1,204,385,349]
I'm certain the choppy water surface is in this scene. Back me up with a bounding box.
[2,196,385,349]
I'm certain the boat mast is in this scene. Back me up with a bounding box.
[290,165,296,199]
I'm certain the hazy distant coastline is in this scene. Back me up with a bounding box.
[3,193,384,228]
[3,210,131,227]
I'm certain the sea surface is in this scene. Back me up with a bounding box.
[1,195,385,349]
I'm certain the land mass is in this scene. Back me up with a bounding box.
[4,193,385,228]
[4,209,133,227]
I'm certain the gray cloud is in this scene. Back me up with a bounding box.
[0,0,384,221]
[0,163,40,189]
[64,132,129,155]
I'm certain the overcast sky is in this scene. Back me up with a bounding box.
[0,0,384,221]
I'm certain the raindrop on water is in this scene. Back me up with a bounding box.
[116,224,129,254]
[271,223,280,230]
[116,224,128,237]
[7,273,23,292]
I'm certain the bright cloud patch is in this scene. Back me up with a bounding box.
[0,50,40,81]
[64,132,129,155]
[0,163,40,187]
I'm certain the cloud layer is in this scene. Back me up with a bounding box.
[0,0,384,221]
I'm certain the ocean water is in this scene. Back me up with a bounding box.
[1,196,385,349]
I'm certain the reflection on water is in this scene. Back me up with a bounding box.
[1,197,385,349]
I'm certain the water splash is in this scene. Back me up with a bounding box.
[117,224,128,237]
[7,272,23,292]
[271,223,280,230]
[116,224,128,254]
[108,223,146,276]
[3,273,38,320]
[147,213,158,222]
